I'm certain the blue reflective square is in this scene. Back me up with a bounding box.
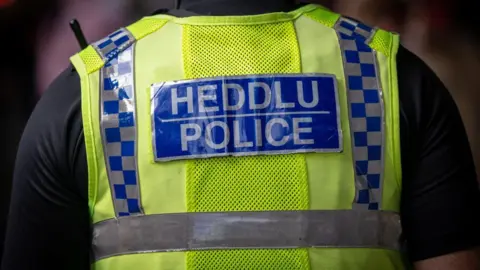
[356,160,368,175]
[360,64,376,77]
[127,199,140,213]
[348,76,363,90]
[340,33,354,40]
[367,174,380,189]
[114,35,130,46]
[354,132,368,147]
[98,39,113,49]
[118,88,130,100]
[104,78,118,90]
[363,90,379,103]
[345,50,360,63]
[368,203,379,210]
[114,184,127,199]
[351,103,366,118]
[105,128,121,143]
[104,101,119,115]
[119,212,130,217]
[109,156,123,171]
[352,33,367,41]
[109,30,123,38]
[368,145,382,160]
[357,23,372,32]
[121,141,135,156]
[356,41,372,52]
[123,171,137,185]
[366,117,381,132]
[357,189,370,204]
[119,112,134,127]
[340,20,356,31]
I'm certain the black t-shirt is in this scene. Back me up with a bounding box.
[2,6,480,270]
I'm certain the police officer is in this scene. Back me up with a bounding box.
[2,0,480,269]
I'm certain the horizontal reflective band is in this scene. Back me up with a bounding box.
[92,210,401,261]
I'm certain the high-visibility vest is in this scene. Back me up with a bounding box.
[71,4,403,270]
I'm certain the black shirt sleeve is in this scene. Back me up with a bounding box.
[1,67,90,270]
[2,46,479,269]
[397,46,480,261]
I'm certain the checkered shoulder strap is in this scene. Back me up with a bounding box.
[93,27,143,217]
[334,17,386,210]
[92,28,136,64]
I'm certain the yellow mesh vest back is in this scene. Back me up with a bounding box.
[183,21,309,269]
[71,4,403,270]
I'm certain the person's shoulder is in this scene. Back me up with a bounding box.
[395,45,447,126]
[393,46,480,262]
[395,44,446,91]
[42,65,80,101]
[37,66,81,132]
[395,43,463,122]
[16,65,84,192]
[396,45,431,76]
[3,66,90,270]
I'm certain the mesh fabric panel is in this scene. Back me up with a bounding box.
[186,155,309,211]
[370,29,392,57]
[183,22,301,78]
[79,46,104,74]
[182,21,310,269]
[187,249,310,270]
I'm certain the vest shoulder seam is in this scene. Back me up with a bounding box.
[79,19,170,74]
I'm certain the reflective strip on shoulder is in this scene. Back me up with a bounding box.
[95,22,172,218]
[92,28,136,64]
[334,17,385,210]
[100,43,143,217]
[91,210,402,261]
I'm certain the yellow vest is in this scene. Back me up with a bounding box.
[71,4,403,270]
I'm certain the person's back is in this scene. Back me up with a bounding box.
[3,1,480,269]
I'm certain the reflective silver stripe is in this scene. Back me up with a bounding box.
[92,210,401,261]
[97,29,143,217]
[335,17,385,210]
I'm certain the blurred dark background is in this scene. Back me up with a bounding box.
[1,0,479,263]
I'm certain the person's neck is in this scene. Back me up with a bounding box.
[179,0,299,15]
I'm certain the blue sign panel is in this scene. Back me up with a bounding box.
[151,74,342,162]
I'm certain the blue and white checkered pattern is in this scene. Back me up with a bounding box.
[335,17,384,210]
[93,28,135,63]
[97,28,142,217]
